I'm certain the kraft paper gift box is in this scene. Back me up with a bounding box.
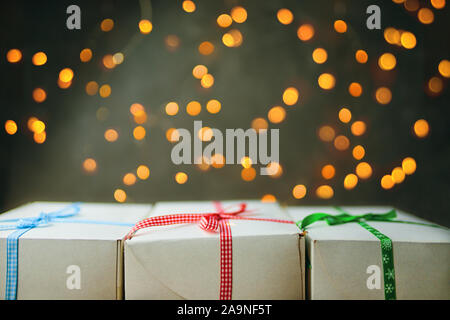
[124,200,305,300]
[287,206,450,300]
[0,201,151,300]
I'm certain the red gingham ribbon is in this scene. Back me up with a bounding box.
[124,201,294,300]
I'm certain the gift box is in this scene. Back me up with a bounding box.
[287,206,450,300]
[124,200,305,299]
[0,202,151,300]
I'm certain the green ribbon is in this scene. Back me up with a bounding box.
[297,206,445,300]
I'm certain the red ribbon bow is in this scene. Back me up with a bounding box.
[124,201,294,300]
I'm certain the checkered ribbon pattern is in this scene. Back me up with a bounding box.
[124,201,294,300]
[0,203,135,300]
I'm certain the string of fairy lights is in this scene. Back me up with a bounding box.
[3,0,450,204]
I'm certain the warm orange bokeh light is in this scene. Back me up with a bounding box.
[297,24,314,41]
[375,87,392,105]
[103,54,115,69]
[334,20,347,33]
[266,162,283,178]
[384,28,401,45]
[231,6,247,23]
[378,53,397,71]
[139,19,153,34]
[206,99,221,114]
[428,77,443,94]
[165,102,179,116]
[217,14,232,28]
[318,73,336,90]
[352,145,365,160]
[182,0,196,13]
[355,50,368,63]
[32,88,47,103]
[312,48,327,64]
[402,157,417,175]
[417,8,434,24]
[316,185,334,199]
[123,173,137,186]
[438,60,450,78]
[334,135,350,151]
[166,128,180,142]
[348,82,363,97]
[261,194,276,203]
[344,173,358,190]
[198,41,215,55]
[211,154,225,169]
[351,121,366,136]
[104,129,119,142]
[31,120,45,134]
[251,118,268,132]
[356,162,373,179]
[5,120,18,135]
[292,184,307,199]
[175,172,188,184]
[85,81,99,96]
[59,68,74,83]
[222,29,243,47]
[192,65,208,79]
[201,74,215,88]
[33,131,46,144]
[431,0,446,9]
[413,119,429,138]
[58,79,72,89]
[318,126,335,142]
[7,49,22,63]
[32,52,47,66]
[100,18,114,32]
[282,87,299,105]
[241,167,256,181]
[80,48,93,62]
[338,108,352,123]
[381,175,395,190]
[114,189,127,203]
[268,106,286,124]
[391,167,406,184]
[83,158,97,173]
[137,165,150,180]
[277,9,293,25]
[321,164,336,180]
[186,101,201,116]
[400,31,416,49]
[99,84,111,98]
[133,126,146,140]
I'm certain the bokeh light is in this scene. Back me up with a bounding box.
[292,184,307,199]
[356,162,373,179]
[316,185,334,199]
[277,9,293,25]
[32,52,47,66]
[402,157,416,175]
[5,120,18,135]
[413,119,429,138]
[297,24,314,41]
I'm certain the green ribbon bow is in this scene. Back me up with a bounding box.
[297,207,445,300]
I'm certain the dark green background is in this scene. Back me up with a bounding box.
[1,0,449,226]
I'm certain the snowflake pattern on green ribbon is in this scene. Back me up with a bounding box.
[359,221,397,300]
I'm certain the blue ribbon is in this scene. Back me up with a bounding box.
[0,203,135,300]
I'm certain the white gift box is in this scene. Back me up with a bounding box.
[0,202,151,300]
[287,206,450,300]
[124,200,305,300]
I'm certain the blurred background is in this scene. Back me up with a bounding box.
[1,0,449,226]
